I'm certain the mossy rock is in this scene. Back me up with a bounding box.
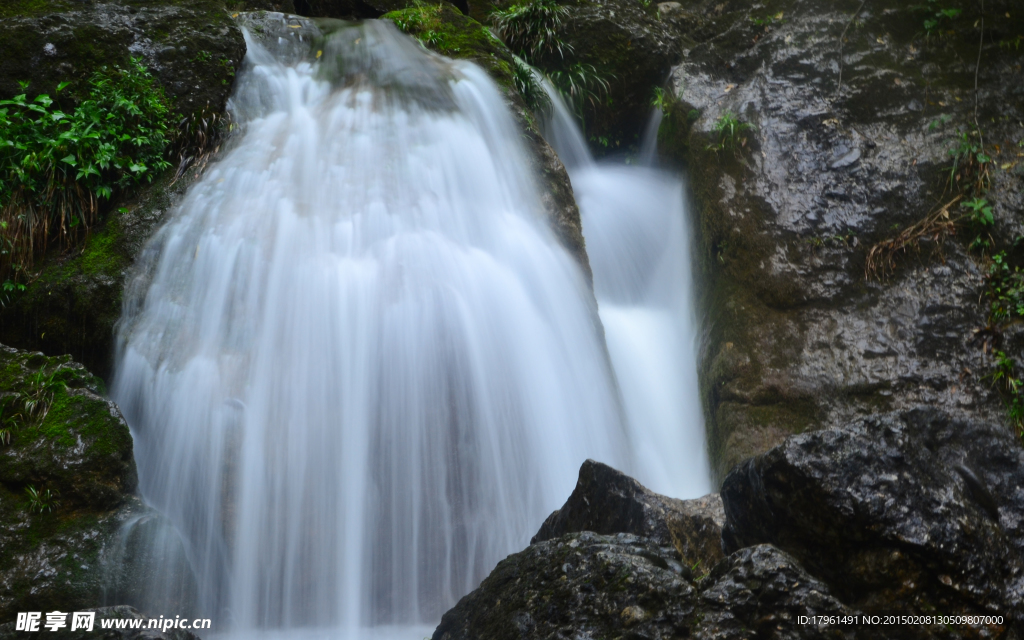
[0,345,135,510]
[0,344,146,620]
[0,0,245,115]
[0,0,246,377]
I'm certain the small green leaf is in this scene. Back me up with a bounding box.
[60,154,76,166]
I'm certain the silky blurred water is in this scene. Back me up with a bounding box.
[110,16,707,638]
[541,82,712,500]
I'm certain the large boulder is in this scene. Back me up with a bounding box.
[434,461,865,640]
[434,531,700,640]
[532,459,725,571]
[653,0,1024,480]
[0,345,195,621]
[721,408,1024,638]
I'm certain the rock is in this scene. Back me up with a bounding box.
[549,0,681,153]
[0,1,245,379]
[532,459,725,571]
[432,531,856,640]
[0,0,244,117]
[0,346,135,510]
[433,531,700,640]
[0,345,195,621]
[721,408,1024,637]
[696,544,856,640]
[0,605,202,640]
[654,0,1024,481]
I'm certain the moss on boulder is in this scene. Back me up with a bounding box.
[0,345,137,619]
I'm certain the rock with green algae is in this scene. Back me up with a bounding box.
[0,345,196,622]
[652,0,1024,481]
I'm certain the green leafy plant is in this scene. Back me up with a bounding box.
[922,0,961,35]
[947,128,991,194]
[988,350,1024,438]
[962,197,993,226]
[25,485,60,514]
[751,11,785,27]
[548,62,611,119]
[0,57,172,278]
[511,55,551,114]
[651,86,674,115]
[707,111,755,152]
[491,0,573,61]
[987,251,1024,322]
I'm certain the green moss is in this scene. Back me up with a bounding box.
[383,3,518,91]
[0,0,74,18]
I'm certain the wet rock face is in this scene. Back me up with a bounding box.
[532,459,725,571]
[721,408,1024,636]
[655,0,1024,479]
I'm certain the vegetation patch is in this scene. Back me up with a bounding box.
[489,0,612,121]
[0,58,172,281]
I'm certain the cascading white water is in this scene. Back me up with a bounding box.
[110,14,709,638]
[112,17,633,635]
[540,84,711,500]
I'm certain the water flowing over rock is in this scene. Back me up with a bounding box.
[540,81,711,499]
[105,15,709,631]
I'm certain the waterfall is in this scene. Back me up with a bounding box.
[110,14,706,638]
[540,82,711,500]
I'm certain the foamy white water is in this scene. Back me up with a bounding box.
[542,84,712,499]
[113,18,630,633]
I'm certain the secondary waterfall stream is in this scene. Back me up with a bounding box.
[110,15,708,638]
